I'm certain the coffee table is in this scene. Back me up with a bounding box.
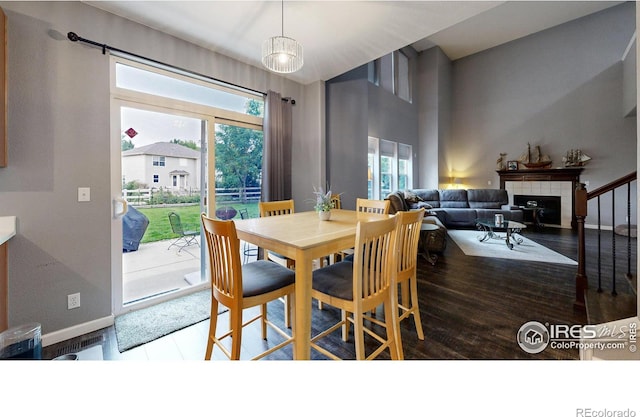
[475,218,526,250]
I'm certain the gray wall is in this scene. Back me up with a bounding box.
[0,1,320,335]
[417,46,451,189]
[326,78,369,210]
[623,36,636,118]
[447,2,636,226]
[326,51,420,209]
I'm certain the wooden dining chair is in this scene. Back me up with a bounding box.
[330,194,342,209]
[200,213,295,360]
[258,200,295,328]
[258,200,296,269]
[337,198,390,262]
[394,208,426,358]
[310,216,401,360]
[356,198,390,214]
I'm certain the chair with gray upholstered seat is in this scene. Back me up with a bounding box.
[201,213,295,360]
[310,216,401,360]
[394,208,426,351]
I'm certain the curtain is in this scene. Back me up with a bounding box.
[262,90,292,201]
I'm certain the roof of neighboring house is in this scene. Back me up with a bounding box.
[122,142,201,159]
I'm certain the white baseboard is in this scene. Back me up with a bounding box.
[42,315,114,347]
[585,223,614,231]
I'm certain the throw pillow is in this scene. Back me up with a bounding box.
[409,201,433,210]
[403,190,423,203]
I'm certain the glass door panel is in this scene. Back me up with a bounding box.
[213,122,263,222]
[117,105,208,309]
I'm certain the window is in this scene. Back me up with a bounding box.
[398,144,412,190]
[153,175,159,183]
[115,63,264,117]
[368,59,380,86]
[152,156,165,167]
[380,139,396,198]
[368,136,412,199]
[394,50,411,103]
[367,138,378,199]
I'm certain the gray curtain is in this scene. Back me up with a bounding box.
[262,90,292,201]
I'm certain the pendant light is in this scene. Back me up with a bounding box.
[262,0,303,73]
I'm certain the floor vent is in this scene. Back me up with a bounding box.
[55,334,104,356]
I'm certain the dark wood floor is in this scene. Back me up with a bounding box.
[42,226,636,361]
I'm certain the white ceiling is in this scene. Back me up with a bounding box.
[85,1,624,85]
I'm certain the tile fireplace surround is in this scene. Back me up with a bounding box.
[497,168,584,229]
[506,181,572,228]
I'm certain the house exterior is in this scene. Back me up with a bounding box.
[122,142,200,193]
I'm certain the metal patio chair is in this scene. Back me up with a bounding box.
[167,212,200,252]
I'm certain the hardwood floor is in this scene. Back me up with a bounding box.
[42,226,636,361]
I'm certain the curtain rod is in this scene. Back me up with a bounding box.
[66,32,295,104]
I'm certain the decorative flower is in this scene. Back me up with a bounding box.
[312,186,335,212]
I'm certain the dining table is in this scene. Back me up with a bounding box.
[234,208,388,360]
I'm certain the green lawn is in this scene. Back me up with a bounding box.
[136,203,259,243]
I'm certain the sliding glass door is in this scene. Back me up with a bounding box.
[112,102,211,314]
[109,56,264,315]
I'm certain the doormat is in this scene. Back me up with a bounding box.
[114,289,225,353]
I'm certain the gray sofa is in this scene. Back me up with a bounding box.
[387,189,523,228]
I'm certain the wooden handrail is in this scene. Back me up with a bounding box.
[576,170,637,313]
[587,171,637,200]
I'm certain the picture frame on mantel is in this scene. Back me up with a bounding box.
[507,161,518,171]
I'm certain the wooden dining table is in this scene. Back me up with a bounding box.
[234,208,388,359]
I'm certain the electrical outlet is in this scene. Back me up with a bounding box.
[67,293,80,310]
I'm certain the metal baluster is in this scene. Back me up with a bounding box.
[597,195,602,293]
[626,182,633,280]
[612,189,617,296]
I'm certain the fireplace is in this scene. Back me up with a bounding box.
[498,167,583,229]
[514,195,562,226]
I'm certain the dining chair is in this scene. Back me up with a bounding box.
[394,208,426,356]
[330,194,342,209]
[258,200,296,269]
[200,213,295,360]
[337,198,390,262]
[238,208,258,264]
[310,216,401,360]
[258,200,295,328]
[356,197,390,214]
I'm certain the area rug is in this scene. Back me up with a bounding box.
[115,289,224,353]
[448,230,578,265]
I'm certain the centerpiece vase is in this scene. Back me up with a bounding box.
[318,210,331,221]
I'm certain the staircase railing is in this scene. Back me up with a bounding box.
[575,171,637,310]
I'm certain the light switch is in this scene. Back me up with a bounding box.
[78,187,91,202]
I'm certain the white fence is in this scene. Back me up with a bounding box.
[122,189,152,204]
[123,187,261,205]
[215,187,261,202]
